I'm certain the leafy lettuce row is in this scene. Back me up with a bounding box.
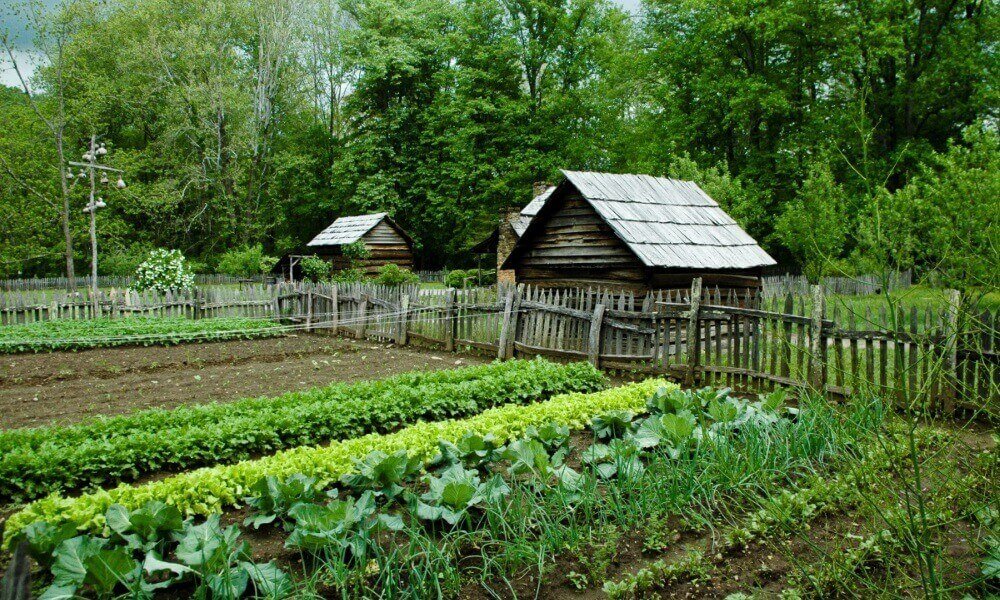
[0,358,606,502]
[0,316,284,354]
[3,379,670,546]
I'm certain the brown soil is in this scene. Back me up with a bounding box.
[0,333,487,430]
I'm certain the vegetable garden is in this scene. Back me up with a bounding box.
[0,356,996,599]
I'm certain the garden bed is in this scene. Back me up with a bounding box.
[0,359,604,503]
[1,381,996,599]
[0,334,490,429]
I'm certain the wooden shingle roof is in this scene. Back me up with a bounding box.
[509,171,776,270]
[307,213,391,247]
[511,186,555,236]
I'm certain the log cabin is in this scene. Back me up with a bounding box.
[304,212,414,275]
[499,171,776,294]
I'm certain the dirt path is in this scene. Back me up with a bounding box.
[0,334,487,430]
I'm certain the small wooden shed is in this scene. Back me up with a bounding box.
[501,171,776,293]
[305,212,415,275]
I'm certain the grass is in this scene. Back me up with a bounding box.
[0,316,285,353]
[764,285,1000,316]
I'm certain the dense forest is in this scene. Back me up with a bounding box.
[0,0,996,288]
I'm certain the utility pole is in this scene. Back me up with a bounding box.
[68,137,126,316]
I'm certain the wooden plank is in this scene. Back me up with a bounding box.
[588,304,606,367]
[685,278,703,386]
[942,290,961,414]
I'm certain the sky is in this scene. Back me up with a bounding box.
[1,0,643,88]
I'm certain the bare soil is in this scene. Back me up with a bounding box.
[0,333,487,430]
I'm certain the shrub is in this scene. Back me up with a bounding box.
[3,378,667,542]
[132,249,195,293]
[217,245,278,278]
[331,267,366,283]
[299,255,331,282]
[0,359,605,502]
[445,269,468,288]
[374,263,419,286]
[469,268,496,286]
[100,245,152,277]
[342,240,371,263]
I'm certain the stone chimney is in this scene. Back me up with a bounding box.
[496,205,521,285]
[497,182,550,285]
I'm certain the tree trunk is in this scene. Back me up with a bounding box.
[56,131,75,291]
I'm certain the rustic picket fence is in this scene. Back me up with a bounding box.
[762,270,912,297]
[274,281,995,414]
[0,279,995,413]
[0,286,284,323]
[0,274,268,292]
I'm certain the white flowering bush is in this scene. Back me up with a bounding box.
[132,249,195,293]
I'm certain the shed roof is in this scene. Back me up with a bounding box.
[507,171,776,270]
[307,212,396,247]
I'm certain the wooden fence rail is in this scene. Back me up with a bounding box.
[1,279,995,413]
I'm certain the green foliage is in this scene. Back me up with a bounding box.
[3,378,668,543]
[1,0,993,279]
[444,269,468,288]
[341,450,423,501]
[774,162,850,282]
[590,410,634,440]
[443,268,494,288]
[15,382,896,598]
[602,551,709,599]
[341,241,371,263]
[414,464,509,526]
[243,474,326,530]
[99,245,154,277]
[0,316,281,354]
[216,245,278,278]
[582,438,644,480]
[373,263,419,286]
[132,249,195,293]
[285,491,401,557]
[0,359,605,502]
[105,501,183,553]
[299,255,331,283]
[858,126,1000,289]
[429,431,506,471]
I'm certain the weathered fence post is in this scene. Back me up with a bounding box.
[305,288,313,332]
[588,303,606,367]
[942,289,962,414]
[396,293,410,346]
[498,285,522,359]
[444,288,457,352]
[684,278,703,387]
[808,284,826,392]
[357,292,368,340]
[330,284,339,333]
[192,289,201,321]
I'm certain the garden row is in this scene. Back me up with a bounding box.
[0,359,606,502]
[4,378,660,541]
[8,380,997,598]
[0,317,284,353]
[9,382,921,600]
